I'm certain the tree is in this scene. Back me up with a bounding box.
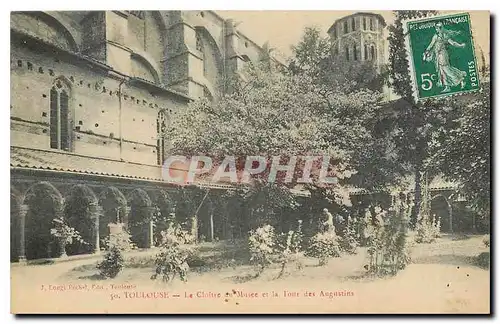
[431,82,491,215]
[290,26,403,193]
[289,26,387,94]
[166,56,381,229]
[387,10,447,226]
[167,61,351,187]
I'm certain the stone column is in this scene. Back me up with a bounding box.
[90,203,103,254]
[145,206,155,248]
[208,202,214,242]
[56,199,67,258]
[18,204,29,263]
[119,206,131,231]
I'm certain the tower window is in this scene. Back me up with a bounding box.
[157,110,167,165]
[371,45,376,61]
[49,80,71,151]
[345,46,350,61]
[195,29,208,78]
[363,17,367,30]
[332,27,337,40]
[344,20,348,34]
[127,11,145,19]
[351,17,356,31]
[196,30,203,53]
[370,18,374,31]
[353,45,358,61]
[364,45,368,61]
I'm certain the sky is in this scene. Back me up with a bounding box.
[216,10,490,62]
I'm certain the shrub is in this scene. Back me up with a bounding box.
[338,216,359,255]
[305,229,341,266]
[248,224,276,276]
[96,231,130,279]
[50,217,88,256]
[476,252,490,269]
[366,201,412,276]
[151,224,194,283]
[96,246,124,278]
[415,213,441,244]
[275,220,304,278]
[102,231,133,251]
[483,235,490,248]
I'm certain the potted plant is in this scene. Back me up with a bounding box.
[50,217,87,258]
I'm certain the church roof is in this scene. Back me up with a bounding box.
[11,146,165,182]
[10,146,234,190]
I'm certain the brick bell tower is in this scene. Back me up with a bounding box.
[327,12,386,72]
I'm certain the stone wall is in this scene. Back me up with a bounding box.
[10,39,187,165]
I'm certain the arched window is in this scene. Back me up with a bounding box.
[157,110,167,165]
[351,17,356,31]
[49,79,71,151]
[195,29,208,77]
[343,20,348,34]
[364,44,368,61]
[196,30,203,53]
[363,17,367,30]
[345,46,350,61]
[353,44,358,61]
[370,18,374,31]
[127,11,145,19]
[371,45,376,61]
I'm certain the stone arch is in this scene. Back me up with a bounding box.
[195,26,224,95]
[98,186,127,239]
[11,186,23,207]
[52,75,73,92]
[130,52,162,84]
[127,188,153,248]
[23,182,64,260]
[144,11,167,67]
[431,193,452,233]
[11,11,79,52]
[151,11,167,31]
[197,194,222,242]
[64,184,98,255]
[10,187,22,262]
[127,188,152,207]
[153,190,175,245]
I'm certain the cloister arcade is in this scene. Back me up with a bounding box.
[10,171,237,263]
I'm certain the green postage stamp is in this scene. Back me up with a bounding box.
[403,12,481,101]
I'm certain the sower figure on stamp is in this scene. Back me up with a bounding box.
[423,22,467,93]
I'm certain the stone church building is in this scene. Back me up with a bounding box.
[10,10,283,262]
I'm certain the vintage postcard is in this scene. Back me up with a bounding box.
[10,10,491,314]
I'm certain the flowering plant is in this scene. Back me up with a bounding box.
[151,223,195,283]
[50,217,87,246]
[275,220,305,278]
[305,229,341,266]
[248,224,276,275]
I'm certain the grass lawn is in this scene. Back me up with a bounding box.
[11,233,490,314]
